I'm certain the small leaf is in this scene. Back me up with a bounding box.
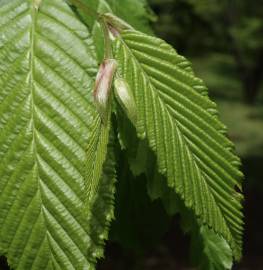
[86,130,117,263]
[198,226,233,270]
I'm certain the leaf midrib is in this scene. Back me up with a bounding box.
[118,37,234,244]
[28,3,91,268]
[28,2,54,267]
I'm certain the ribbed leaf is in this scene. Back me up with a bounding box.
[113,29,244,259]
[85,117,111,206]
[0,0,115,269]
[116,114,234,268]
[116,111,234,269]
[86,130,116,263]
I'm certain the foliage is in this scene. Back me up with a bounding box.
[0,0,244,269]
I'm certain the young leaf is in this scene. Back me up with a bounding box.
[0,0,114,269]
[113,29,244,259]
[86,130,117,263]
[194,226,233,270]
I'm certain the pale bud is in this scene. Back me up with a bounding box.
[93,59,117,123]
[114,78,137,125]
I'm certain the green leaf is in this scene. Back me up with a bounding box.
[115,106,149,177]
[173,193,233,270]
[141,146,233,269]
[86,130,117,262]
[85,117,111,206]
[116,111,234,268]
[195,226,233,270]
[115,84,234,268]
[145,154,233,269]
[0,0,115,269]
[180,206,233,270]
[113,29,244,259]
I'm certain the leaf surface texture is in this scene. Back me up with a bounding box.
[114,30,244,258]
[0,0,115,269]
